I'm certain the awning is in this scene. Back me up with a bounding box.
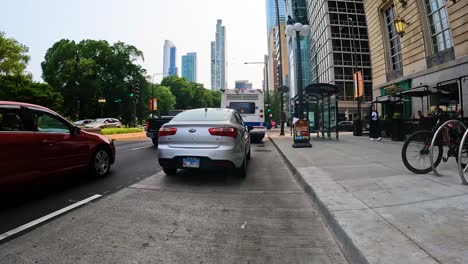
[368,95,409,104]
[395,85,450,97]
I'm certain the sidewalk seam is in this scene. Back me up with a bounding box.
[268,136,370,264]
[337,183,443,264]
[371,207,442,264]
[371,192,468,209]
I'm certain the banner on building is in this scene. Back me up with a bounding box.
[353,71,364,98]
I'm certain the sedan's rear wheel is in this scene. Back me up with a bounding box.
[152,138,158,146]
[163,167,177,176]
[92,148,111,176]
[235,154,247,178]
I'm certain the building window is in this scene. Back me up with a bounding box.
[424,0,453,53]
[385,5,403,72]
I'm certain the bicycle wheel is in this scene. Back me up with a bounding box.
[402,130,443,174]
[457,129,468,185]
[456,145,468,168]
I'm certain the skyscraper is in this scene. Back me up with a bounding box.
[266,0,286,33]
[265,0,288,92]
[307,0,373,120]
[210,19,226,91]
[181,52,197,82]
[163,40,177,77]
[235,80,253,89]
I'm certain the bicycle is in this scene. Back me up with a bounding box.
[401,113,468,174]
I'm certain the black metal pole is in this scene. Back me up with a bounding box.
[351,19,361,120]
[275,0,285,135]
[296,31,304,119]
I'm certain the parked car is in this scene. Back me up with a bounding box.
[338,121,354,131]
[74,119,95,126]
[157,108,252,177]
[85,118,122,129]
[0,101,115,189]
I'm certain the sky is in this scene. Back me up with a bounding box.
[1,0,268,89]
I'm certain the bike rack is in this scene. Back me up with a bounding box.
[429,120,467,176]
[457,129,468,185]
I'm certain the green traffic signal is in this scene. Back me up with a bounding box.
[267,108,271,112]
[130,93,134,97]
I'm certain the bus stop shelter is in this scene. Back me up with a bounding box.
[300,83,339,139]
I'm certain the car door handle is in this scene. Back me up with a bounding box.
[41,139,56,146]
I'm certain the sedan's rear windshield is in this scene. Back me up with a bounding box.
[229,102,255,114]
[172,109,230,121]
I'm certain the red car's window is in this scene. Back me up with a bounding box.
[32,111,70,133]
[0,108,25,132]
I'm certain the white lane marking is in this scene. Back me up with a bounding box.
[0,194,102,241]
[130,145,153,151]
[241,221,247,229]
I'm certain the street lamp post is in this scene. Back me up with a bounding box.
[286,7,312,148]
[286,17,310,120]
[98,98,106,118]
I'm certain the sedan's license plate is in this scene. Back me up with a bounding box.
[183,158,200,168]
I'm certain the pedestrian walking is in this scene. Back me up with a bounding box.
[271,120,276,128]
[369,105,382,141]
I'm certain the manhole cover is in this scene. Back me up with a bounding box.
[254,149,272,152]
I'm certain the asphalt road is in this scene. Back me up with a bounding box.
[0,138,347,263]
[0,139,159,235]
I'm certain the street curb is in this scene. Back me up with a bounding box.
[268,136,370,264]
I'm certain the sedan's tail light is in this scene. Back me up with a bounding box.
[158,127,177,137]
[145,120,149,131]
[209,127,238,138]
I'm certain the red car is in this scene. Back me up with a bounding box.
[0,101,115,189]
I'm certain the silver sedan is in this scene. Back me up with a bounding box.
[157,108,252,177]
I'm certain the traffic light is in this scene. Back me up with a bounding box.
[267,108,271,113]
[135,81,140,100]
[130,85,135,97]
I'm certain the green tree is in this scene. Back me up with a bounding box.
[158,75,219,110]
[0,32,30,76]
[147,84,176,115]
[271,90,280,122]
[41,39,147,124]
[161,76,194,109]
[211,90,221,107]
[0,75,63,110]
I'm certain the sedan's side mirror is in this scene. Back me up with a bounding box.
[72,126,81,135]
[247,126,254,132]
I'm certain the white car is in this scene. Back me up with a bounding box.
[157,108,252,177]
[73,119,95,127]
[85,118,122,129]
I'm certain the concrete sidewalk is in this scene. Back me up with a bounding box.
[269,132,468,264]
